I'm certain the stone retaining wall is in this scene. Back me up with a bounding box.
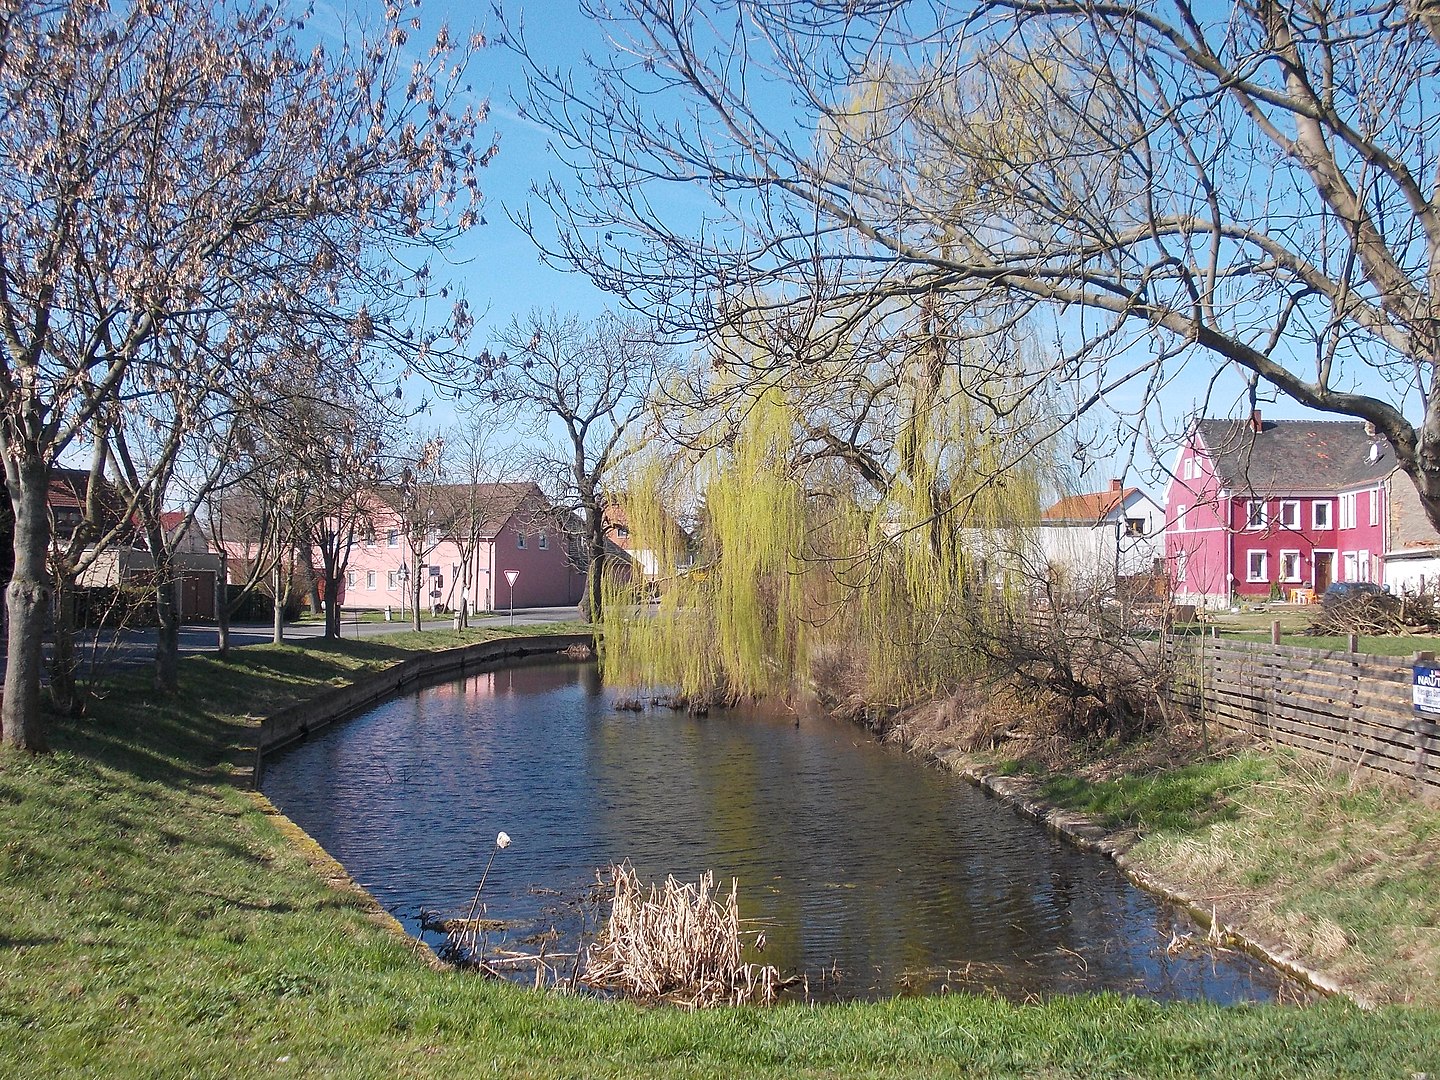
[252,633,592,783]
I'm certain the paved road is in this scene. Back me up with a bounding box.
[15,606,585,679]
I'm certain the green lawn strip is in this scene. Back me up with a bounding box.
[1,635,1436,1077]
[1036,746,1440,1007]
[1219,632,1440,656]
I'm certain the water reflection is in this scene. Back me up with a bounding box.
[263,660,1294,1003]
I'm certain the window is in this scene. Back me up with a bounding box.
[1174,504,1187,532]
[1339,492,1357,529]
[538,531,549,549]
[1124,517,1145,537]
[1278,500,1300,529]
[1175,551,1189,584]
[1279,551,1301,583]
[1247,550,1268,582]
[516,531,526,549]
[1313,500,1332,529]
[387,570,398,590]
[1358,550,1371,582]
[366,570,376,590]
[616,524,630,539]
[386,528,399,548]
[363,526,376,549]
[1370,488,1381,527]
[426,528,439,546]
[1341,551,1358,582]
[346,570,357,589]
[1245,500,1267,530]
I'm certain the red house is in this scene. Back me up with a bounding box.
[1166,412,1391,606]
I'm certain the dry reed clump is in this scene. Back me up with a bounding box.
[581,863,787,1007]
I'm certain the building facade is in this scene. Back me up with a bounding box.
[1166,413,1392,606]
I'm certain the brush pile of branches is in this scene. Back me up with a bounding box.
[581,863,787,1007]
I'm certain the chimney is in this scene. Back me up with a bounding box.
[1110,479,1124,492]
[1249,408,1263,433]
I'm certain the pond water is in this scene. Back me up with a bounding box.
[262,660,1297,1003]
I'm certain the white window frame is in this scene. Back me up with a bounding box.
[1358,550,1371,582]
[1369,488,1380,527]
[346,570,357,589]
[1174,504,1187,532]
[1245,500,1267,530]
[366,570,376,590]
[1247,550,1268,582]
[1339,492,1357,530]
[387,570,398,590]
[1313,500,1333,530]
[1279,550,1302,583]
[1174,551,1189,585]
[1278,500,1300,529]
[386,528,400,549]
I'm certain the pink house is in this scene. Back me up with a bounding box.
[1166,413,1391,606]
[341,482,584,615]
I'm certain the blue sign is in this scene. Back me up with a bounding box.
[1413,664,1440,716]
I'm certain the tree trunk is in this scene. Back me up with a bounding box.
[2,459,52,751]
[272,565,285,644]
[215,558,230,659]
[48,569,81,716]
[585,508,606,624]
[411,556,422,632]
[153,558,180,693]
[323,584,341,639]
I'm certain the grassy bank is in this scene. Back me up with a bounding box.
[1036,746,1440,1008]
[2,633,1438,1077]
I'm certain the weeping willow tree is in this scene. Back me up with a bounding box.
[601,299,1060,710]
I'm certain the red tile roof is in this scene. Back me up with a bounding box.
[1041,487,1138,523]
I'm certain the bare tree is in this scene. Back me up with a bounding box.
[475,310,670,622]
[0,0,488,749]
[438,414,524,627]
[505,0,1440,525]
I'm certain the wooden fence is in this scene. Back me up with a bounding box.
[1161,636,1440,795]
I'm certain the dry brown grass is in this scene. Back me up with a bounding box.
[581,863,786,1007]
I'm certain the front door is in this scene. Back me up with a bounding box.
[1314,551,1335,593]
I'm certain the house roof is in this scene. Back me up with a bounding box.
[1194,418,1392,493]
[1041,486,1141,524]
[373,481,548,538]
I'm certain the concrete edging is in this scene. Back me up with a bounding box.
[937,751,1375,1009]
[252,633,593,783]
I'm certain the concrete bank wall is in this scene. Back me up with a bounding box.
[252,633,592,783]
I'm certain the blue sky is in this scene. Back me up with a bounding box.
[325,0,1379,498]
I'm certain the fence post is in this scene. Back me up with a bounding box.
[1348,633,1358,653]
[1270,620,1281,645]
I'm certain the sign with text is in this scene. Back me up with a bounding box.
[1413,664,1440,716]
[504,569,519,588]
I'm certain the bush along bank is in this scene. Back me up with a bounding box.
[873,682,1440,1010]
[0,633,1437,1078]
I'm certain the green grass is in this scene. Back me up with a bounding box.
[2,634,1438,1077]
[1027,745,1440,1007]
[1039,755,1271,832]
